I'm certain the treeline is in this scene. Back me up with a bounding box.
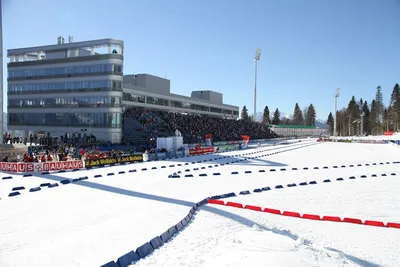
[240,103,317,126]
[326,84,400,136]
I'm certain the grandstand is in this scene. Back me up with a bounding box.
[123,107,277,145]
[269,124,328,137]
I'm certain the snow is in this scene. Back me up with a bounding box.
[0,139,400,267]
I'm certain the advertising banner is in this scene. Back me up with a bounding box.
[0,160,85,173]
[189,145,215,155]
[84,154,143,168]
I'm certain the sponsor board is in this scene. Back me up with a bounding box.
[84,154,143,167]
[189,147,215,155]
[0,160,85,173]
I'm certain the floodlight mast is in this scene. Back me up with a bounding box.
[333,88,340,137]
[0,0,3,140]
[253,48,261,122]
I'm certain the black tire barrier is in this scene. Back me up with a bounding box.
[386,162,390,164]
[336,178,344,181]
[365,163,370,166]
[380,162,384,165]
[261,187,271,191]
[224,192,236,198]
[391,173,396,176]
[184,163,189,165]
[177,171,182,174]
[299,182,307,186]
[309,181,317,185]
[287,183,297,187]
[116,251,141,267]
[199,174,207,177]
[107,173,115,176]
[333,166,338,168]
[185,174,194,178]
[73,169,80,171]
[208,166,213,168]
[341,165,346,168]
[60,180,70,184]
[41,172,50,175]
[357,164,362,166]
[313,167,319,169]
[349,176,356,179]
[193,168,199,171]
[275,185,284,189]
[220,163,225,166]
[191,162,196,164]
[58,170,66,173]
[136,242,154,258]
[303,167,309,170]
[79,177,88,181]
[280,168,286,171]
[185,169,190,172]
[170,175,180,178]
[270,169,276,172]
[323,166,328,169]
[259,170,265,172]
[177,164,182,166]
[94,174,102,178]
[100,261,119,267]
[372,174,377,177]
[360,175,367,178]
[161,166,166,168]
[214,165,219,167]
[160,231,171,243]
[72,178,80,182]
[2,176,12,180]
[29,187,41,192]
[245,171,252,174]
[129,169,137,173]
[381,174,387,176]
[40,183,51,187]
[118,171,125,174]
[150,236,164,250]
[141,168,147,171]
[226,163,230,165]
[213,173,221,176]
[151,167,157,170]
[239,190,251,195]
[9,191,21,197]
[349,165,354,167]
[12,186,25,191]
[169,165,175,167]
[48,183,59,188]
[23,174,32,177]
[372,163,377,165]
[323,179,331,183]
[253,188,262,192]
[201,167,206,169]
[292,168,297,170]
[197,161,202,163]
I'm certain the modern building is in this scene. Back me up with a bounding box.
[7,38,239,143]
[122,74,239,118]
[7,37,124,143]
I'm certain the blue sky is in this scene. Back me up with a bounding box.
[3,0,400,120]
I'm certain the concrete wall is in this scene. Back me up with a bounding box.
[124,74,170,95]
[191,90,223,105]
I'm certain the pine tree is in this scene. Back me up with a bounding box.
[346,96,358,135]
[305,104,316,126]
[262,106,270,124]
[292,103,304,125]
[362,101,370,134]
[370,100,378,134]
[272,108,280,124]
[241,105,249,120]
[390,83,400,131]
[327,112,334,135]
[375,86,384,126]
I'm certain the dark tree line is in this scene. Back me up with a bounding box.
[240,103,317,126]
[326,84,400,136]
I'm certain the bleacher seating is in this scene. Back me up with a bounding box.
[123,107,277,144]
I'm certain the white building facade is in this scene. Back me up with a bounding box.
[7,38,124,143]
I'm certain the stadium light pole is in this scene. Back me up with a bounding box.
[333,88,340,137]
[253,48,261,122]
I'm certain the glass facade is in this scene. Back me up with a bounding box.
[122,92,237,115]
[9,112,121,128]
[9,96,121,108]
[8,80,122,94]
[8,63,123,79]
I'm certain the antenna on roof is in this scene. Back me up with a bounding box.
[68,36,73,43]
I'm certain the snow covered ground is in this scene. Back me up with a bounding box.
[0,139,399,267]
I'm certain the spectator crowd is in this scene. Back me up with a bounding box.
[123,107,277,144]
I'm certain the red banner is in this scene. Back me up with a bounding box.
[384,131,393,136]
[241,135,250,149]
[41,160,84,172]
[205,134,212,147]
[189,147,215,155]
[0,160,84,173]
[0,162,36,172]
